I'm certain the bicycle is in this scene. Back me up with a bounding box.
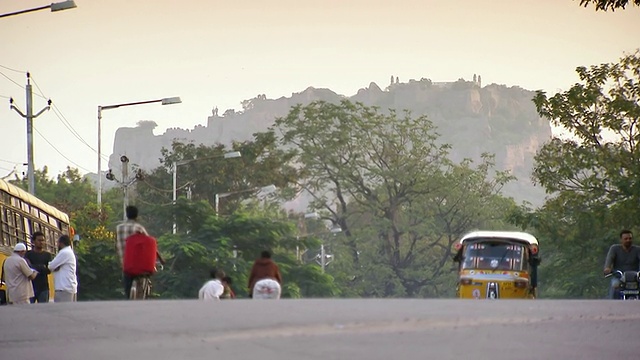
[129,262,163,300]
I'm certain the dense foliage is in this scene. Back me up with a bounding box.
[14,52,639,300]
[512,51,640,298]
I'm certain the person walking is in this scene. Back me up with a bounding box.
[248,251,282,299]
[48,235,78,302]
[3,243,38,305]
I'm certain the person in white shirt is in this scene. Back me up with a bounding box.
[198,269,225,301]
[48,235,78,302]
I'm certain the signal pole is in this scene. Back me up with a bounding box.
[9,73,51,195]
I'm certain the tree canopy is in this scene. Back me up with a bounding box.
[579,0,640,11]
[512,51,640,298]
[275,100,517,297]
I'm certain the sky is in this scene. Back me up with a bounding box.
[0,0,639,178]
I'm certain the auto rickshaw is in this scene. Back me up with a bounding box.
[453,231,540,299]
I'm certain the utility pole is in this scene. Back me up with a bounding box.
[316,244,333,273]
[9,73,51,195]
[121,155,129,221]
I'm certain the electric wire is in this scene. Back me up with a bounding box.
[0,70,25,90]
[30,75,109,161]
[0,158,22,165]
[0,64,26,73]
[33,126,92,172]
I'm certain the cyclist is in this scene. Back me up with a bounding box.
[116,206,164,299]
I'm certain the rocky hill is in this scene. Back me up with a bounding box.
[106,75,552,207]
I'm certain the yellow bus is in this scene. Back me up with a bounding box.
[0,178,71,304]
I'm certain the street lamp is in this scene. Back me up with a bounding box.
[296,212,320,262]
[106,155,143,220]
[214,184,277,216]
[297,222,342,272]
[0,1,77,18]
[97,96,181,209]
[171,151,241,233]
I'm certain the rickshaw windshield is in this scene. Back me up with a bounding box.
[461,240,527,271]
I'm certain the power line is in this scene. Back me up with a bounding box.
[0,70,25,90]
[141,178,191,193]
[0,64,26,73]
[135,196,174,207]
[0,94,11,99]
[33,126,92,172]
[30,75,109,161]
[0,70,47,100]
[0,158,22,165]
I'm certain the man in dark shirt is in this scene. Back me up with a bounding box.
[604,229,640,299]
[25,232,53,303]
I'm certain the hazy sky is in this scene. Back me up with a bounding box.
[0,0,638,178]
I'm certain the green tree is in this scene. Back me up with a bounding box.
[74,206,123,300]
[532,51,640,225]
[579,0,640,11]
[11,167,125,300]
[153,198,339,299]
[135,131,302,236]
[275,100,515,297]
[11,167,95,215]
[513,51,640,298]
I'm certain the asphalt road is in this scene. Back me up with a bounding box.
[2,299,639,360]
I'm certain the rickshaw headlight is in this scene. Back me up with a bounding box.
[460,278,473,286]
[514,280,529,289]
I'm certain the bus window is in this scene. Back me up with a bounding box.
[39,211,48,222]
[43,227,52,251]
[1,206,7,246]
[49,217,59,227]
[50,230,60,252]
[4,208,17,246]
[24,217,32,243]
[14,212,26,243]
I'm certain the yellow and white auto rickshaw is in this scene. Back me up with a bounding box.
[453,231,540,299]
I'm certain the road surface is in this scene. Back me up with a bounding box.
[1,299,639,360]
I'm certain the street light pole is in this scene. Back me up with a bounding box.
[121,156,129,221]
[97,106,103,207]
[172,163,177,234]
[320,244,326,272]
[97,96,181,209]
[171,151,241,234]
[9,73,51,195]
[214,184,277,217]
[0,1,77,18]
